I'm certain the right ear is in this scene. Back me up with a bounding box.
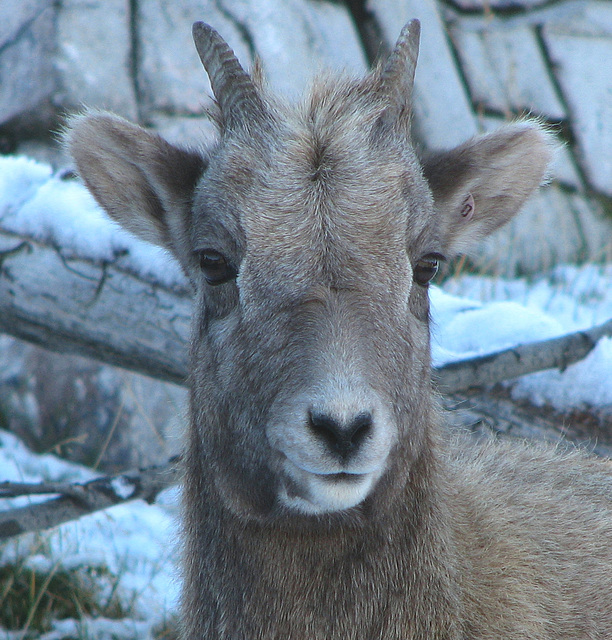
[66,111,206,267]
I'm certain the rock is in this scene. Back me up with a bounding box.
[476,185,612,275]
[548,142,583,191]
[14,140,71,171]
[543,15,612,197]
[0,336,185,472]
[450,23,566,121]
[368,0,479,149]
[148,115,218,149]
[136,1,243,120]
[544,0,612,38]
[55,0,138,121]
[0,1,55,129]
[215,0,367,99]
[0,0,47,44]
[136,0,366,122]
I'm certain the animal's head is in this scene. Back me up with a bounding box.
[68,21,553,519]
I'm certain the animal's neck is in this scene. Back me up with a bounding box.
[181,433,464,640]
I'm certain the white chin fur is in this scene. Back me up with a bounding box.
[278,461,381,514]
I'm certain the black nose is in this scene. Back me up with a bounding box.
[308,410,373,460]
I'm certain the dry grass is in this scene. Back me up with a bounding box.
[0,559,126,637]
[0,538,179,640]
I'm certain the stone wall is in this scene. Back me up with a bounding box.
[2,0,611,274]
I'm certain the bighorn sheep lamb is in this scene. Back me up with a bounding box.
[68,20,612,640]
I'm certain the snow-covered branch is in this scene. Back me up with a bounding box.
[435,319,612,394]
[0,228,190,384]
[0,458,180,541]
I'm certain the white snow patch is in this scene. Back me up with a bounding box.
[0,156,52,215]
[0,430,180,639]
[430,291,565,365]
[511,337,612,411]
[40,617,153,640]
[0,155,186,289]
[433,265,612,414]
[111,476,138,500]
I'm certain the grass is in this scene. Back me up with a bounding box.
[0,557,126,638]
[0,538,179,640]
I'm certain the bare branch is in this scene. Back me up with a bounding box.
[443,390,612,460]
[434,319,612,394]
[0,481,92,500]
[0,458,181,541]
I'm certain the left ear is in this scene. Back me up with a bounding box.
[67,111,207,270]
[421,122,556,256]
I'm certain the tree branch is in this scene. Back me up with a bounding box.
[0,458,181,541]
[434,319,612,394]
[0,230,190,385]
[443,390,612,459]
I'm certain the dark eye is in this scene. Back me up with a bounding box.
[413,254,443,287]
[197,249,237,286]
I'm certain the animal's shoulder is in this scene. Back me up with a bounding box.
[439,432,612,638]
[442,430,612,534]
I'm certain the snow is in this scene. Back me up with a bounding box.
[430,292,566,364]
[0,430,181,640]
[433,264,612,411]
[511,337,612,410]
[0,156,186,289]
[37,618,153,640]
[0,153,611,635]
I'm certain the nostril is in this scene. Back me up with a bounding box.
[308,411,343,450]
[308,410,373,459]
[349,412,373,447]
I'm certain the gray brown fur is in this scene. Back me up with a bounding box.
[67,20,612,640]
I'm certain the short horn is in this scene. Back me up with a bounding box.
[380,20,420,114]
[192,22,265,131]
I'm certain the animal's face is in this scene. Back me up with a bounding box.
[68,21,553,519]
[183,89,441,515]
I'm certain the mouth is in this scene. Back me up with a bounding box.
[277,456,381,515]
[324,472,362,483]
